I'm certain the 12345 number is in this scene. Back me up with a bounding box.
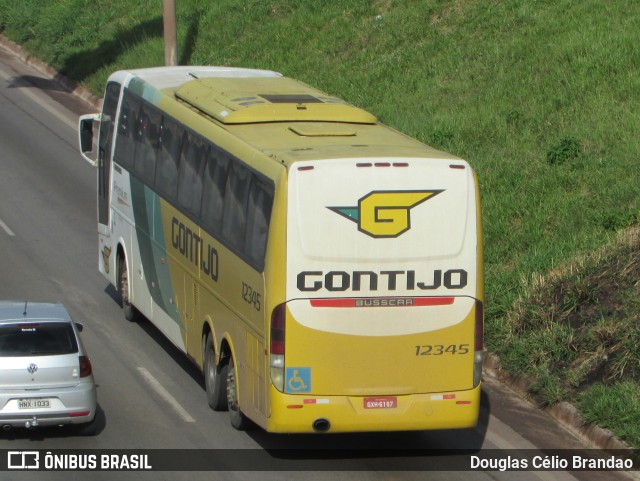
[415,344,469,356]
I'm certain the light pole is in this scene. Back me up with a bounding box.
[163,0,177,66]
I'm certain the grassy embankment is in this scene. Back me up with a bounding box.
[1,0,638,448]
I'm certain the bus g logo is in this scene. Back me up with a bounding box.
[328,190,443,238]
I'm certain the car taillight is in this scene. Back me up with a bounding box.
[473,300,484,387]
[270,303,286,391]
[79,355,92,378]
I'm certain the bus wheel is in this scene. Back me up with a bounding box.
[204,334,227,411]
[226,356,249,430]
[118,256,137,322]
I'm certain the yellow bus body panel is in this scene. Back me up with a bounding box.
[266,384,481,433]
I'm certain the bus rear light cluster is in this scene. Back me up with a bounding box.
[270,303,286,392]
[473,300,484,387]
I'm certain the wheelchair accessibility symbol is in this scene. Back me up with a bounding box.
[285,367,311,393]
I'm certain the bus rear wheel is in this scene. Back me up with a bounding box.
[204,334,227,411]
[226,356,249,430]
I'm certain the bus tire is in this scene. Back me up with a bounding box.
[226,356,249,430]
[204,334,227,411]
[118,255,137,322]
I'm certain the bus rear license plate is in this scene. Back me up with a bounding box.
[364,397,397,409]
[18,398,51,409]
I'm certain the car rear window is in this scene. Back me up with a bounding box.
[0,322,78,357]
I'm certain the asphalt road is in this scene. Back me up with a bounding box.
[0,42,631,481]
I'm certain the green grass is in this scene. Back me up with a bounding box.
[578,382,640,450]
[1,0,639,447]
[504,227,640,447]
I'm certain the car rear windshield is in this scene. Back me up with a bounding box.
[0,322,79,357]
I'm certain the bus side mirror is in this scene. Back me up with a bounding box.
[78,113,100,166]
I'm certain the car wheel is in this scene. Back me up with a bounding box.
[204,334,227,411]
[73,416,98,436]
[226,356,249,430]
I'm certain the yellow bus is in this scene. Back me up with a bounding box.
[79,66,484,433]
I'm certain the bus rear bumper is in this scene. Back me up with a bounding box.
[265,384,481,433]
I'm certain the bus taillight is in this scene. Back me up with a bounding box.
[474,300,484,387]
[270,303,286,392]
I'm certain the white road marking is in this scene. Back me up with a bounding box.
[0,66,77,131]
[0,217,15,236]
[137,367,196,423]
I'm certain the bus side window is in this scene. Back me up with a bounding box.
[114,93,141,169]
[177,133,207,218]
[133,104,161,183]
[201,150,230,234]
[244,177,274,269]
[155,117,182,201]
[222,162,251,249]
[98,82,120,165]
[98,82,121,227]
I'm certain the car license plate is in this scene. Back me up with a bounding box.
[363,397,397,409]
[18,398,51,409]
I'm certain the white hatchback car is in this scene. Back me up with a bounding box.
[0,301,97,435]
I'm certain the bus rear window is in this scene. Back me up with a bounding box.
[0,322,78,357]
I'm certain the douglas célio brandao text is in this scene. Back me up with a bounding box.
[470,454,634,471]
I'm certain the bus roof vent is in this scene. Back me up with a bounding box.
[175,76,377,125]
[289,125,356,137]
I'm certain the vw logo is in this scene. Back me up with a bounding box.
[27,363,38,374]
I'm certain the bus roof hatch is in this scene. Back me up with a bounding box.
[175,76,377,125]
